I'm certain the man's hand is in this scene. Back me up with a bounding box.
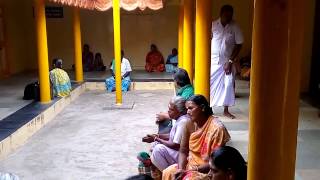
[142,134,156,143]
[156,112,170,122]
[224,62,232,75]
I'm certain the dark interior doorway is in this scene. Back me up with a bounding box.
[309,0,320,108]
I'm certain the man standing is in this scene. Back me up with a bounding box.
[210,5,243,119]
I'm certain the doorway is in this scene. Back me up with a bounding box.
[309,0,320,107]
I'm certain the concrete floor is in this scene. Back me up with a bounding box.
[0,70,172,122]
[0,76,320,179]
[0,73,36,121]
[0,90,172,180]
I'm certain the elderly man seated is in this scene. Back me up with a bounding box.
[50,58,72,97]
[105,50,132,92]
[142,96,190,172]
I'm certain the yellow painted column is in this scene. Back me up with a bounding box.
[182,0,194,80]
[178,2,184,68]
[73,8,83,82]
[248,0,304,179]
[194,0,212,99]
[34,0,51,103]
[113,0,122,105]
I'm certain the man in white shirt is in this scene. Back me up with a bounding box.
[105,50,132,92]
[210,5,243,119]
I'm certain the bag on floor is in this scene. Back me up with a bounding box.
[23,82,40,101]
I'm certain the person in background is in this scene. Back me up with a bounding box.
[156,68,194,131]
[173,68,194,100]
[165,48,178,73]
[82,44,94,72]
[94,53,106,71]
[145,44,165,72]
[210,5,243,119]
[50,59,72,97]
[105,50,132,92]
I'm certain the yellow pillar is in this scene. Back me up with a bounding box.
[73,8,83,82]
[182,0,194,80]
[113,0,122,105]
[194,0,212,99]
[34,0,51,103]
[248,0,304,179]
[178,2,184,68]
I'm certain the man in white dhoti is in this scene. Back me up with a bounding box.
[210,5,243,119]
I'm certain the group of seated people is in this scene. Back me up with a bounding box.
[145,44,178,73]
[82,43,178,74]
[49,43,178,95]
[132,68,246,180]
[104,45,179,93]
[82,44,106,72]
[129,145,246,180]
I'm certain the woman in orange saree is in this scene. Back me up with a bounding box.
[162,95,230,180]
[145,44,165,72]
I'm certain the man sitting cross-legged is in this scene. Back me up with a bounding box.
[142,96,190,172]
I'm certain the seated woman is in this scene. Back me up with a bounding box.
[145,44,165,72]
[206,146,247,180]
[238,52,251,80]
[162,95,230,180]
[142,96,190,172]
[165,48,178,73]
[105,50,132,92]
[94,53,106,71]
[156,68,194,131]
[174,68,194,99]
[50,59,72,97]
[82,44,94,72]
